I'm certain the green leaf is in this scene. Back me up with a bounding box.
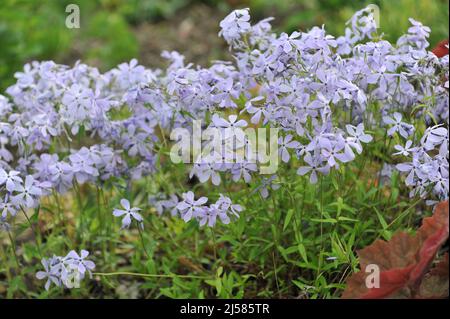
[298,244,308,263]
[283,209,295,231]
[310,218,337,223]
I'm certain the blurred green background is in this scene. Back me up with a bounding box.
[0,0,448,91]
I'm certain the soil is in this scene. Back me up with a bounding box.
[134,4,229,69]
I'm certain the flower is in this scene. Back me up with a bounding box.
[216,194,243,218]
[383,112,415,138]
[0,169,23,193]
[297,153,330,184]
[191,160,222,186]
[192,194,242,227]
[12,175,42,208]
[0,216,10,232]
[64,250,96,278]
[196,206,221,227]
[255,175,280,198]
[69,147,100,184]
[176,191,208,222]
[231,161,257,183]
[278,135,300,163]
[113,199,144,229]
[36,250,96,291]
[346,123,373,146]
[211,114,247,140]
[0,7,448,296]
[219,8,251,43]
[320,138,351,167]
[151,194,179,216]
[36,258,62,291]
[0,197,18,218]
[393,140,417,156]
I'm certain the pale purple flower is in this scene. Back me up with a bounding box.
[196,206,222,227]
[48,161,74,193]
[196,195,242,227]
[69,147,100,184]
[176,191,208,222]
[0,216,10,232]
[216,194,242,218]
[396,158,423,186]
[297,153,330,184]
[152,194,179,216]
[36,250,95,291]
[255,175,280,198]
[113,199,144,229]
[320,138,350,167]
[421,125,448,154]
[12,175,42,208]
[243,96,265,124]
[393,140,417,156]
[192,161,222,186]
[383,112,415,138]
[219,8,251,43]
[212,114,247,131]
[64,250,96,278]
[231,162,257,183]
[1,198,18,218]
[278,135,300,163]
[36,258,62,291]
[0,169,23,193]
[346,123,373,145]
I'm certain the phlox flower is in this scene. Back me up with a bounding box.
[393,140,417,157]
[0,169,23,193]
[383,112,415,138]
[176,191,208,222]
[297,153,330,184]
[113,199,144,229]
[12,175,42,208]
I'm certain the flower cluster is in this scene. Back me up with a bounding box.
[0,7,447,207]
[176,192,242,227]
[0,169,50,217]
[395,125,448,202]
[36,250,95,291]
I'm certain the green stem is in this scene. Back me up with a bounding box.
[73,182,84,243]
[210,228,218,260]
[7,231,21,270]
[93,271,211,280]
[96,187,107,264]
[137,226,150,260]
[20,207,43,259]
[317,176,324,278]
[387,198,423,229]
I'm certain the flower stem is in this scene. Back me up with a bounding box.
[20,207,43,259]
[93,271,211,280]
[137,226,151,260]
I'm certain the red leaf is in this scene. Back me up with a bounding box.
[418,254,449,298]
[342,201,449,299]
[431,39,449,58]
[410,202,449,287]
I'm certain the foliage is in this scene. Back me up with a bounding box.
[342,201,449,299]
[247,0,449,47]
[0,0,138,91]
[0,0,71,90]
